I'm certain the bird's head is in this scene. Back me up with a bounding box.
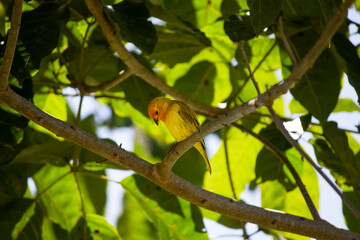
[148,97,171,126]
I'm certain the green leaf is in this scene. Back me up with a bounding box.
[259,123,292,151]
[68,0,91,20]
[300,114,312,131]
[63,44,126,84]
[221,0,240,19]
[289,98,308,114]
[254,148,298,191]
[121,174,209,240]
[318,0,338,24]
[0,108,28,163]
[343,190,360,233]
[201,20,235,62]
[70,214,121,240]
[12,141,73,166]
[18,3,70,68]
[227,65,247,104]
[105,1,157,54]
[204,128,262,199]
[0,1,6,36]
[0,199,42,240]
[247,37,280,71]
[356,0,360,10]
[42,217,69,240]
[32,93,67,137]
[289,29,341,122]
[111,100,174,145]
[224,15,256,41]
[163,0,222,28]
[12,201,43,240]
[0,165,28,207]
[333,98,360,113]
[174,61,216,105]
[33,164,82,232]
[150,25,210,67]
[333,33,360,104]
[172,147,207,187]
[255,123,305,192]
[313,138,347,185]
[117,193,158,240]
[118,75,162,116]
[322,122,360,198]
[261,148,319,239]
[77,171,107,215]
[283,0,322,17]
[249,0,283,35]
[201,208,244,229]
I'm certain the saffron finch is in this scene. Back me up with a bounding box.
[148,97,212,174]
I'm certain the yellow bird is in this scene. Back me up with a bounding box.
[148,97,212,174]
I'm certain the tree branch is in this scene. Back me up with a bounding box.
[239,36,320,220]
[82,69,132,92]
[0,0,23,91]
[233,123,320,220]
[238,26,321,220]
[228,40,278,106]
[278,16,298,66]
[0,88,359,240]
[155,0,354,183]
[84,0,223,116]
[267,107,360,220]
[0,0,358,239]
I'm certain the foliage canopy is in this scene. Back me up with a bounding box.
[0,0,360,239]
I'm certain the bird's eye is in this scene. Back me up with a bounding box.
[155,110,158,115]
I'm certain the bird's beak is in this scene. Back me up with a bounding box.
[154,117,159,126]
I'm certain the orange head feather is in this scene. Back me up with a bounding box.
[148,97,171,125]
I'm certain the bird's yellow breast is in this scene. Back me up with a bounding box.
[163,103,197,141]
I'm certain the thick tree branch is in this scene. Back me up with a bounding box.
[84,0,223,116]
[0,0,358,239]
[0,89,359,240]
[0,0,23,91]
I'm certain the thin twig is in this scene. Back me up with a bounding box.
[34,171,72,201]
[239,38,320,220]
[229,40,278,106]
[278,17,298,66]
[222,127,238,200]
[3,85,360,240]
[73,172,88,239]
[240,40,261,95]
[152,0,354,184]
[72,94,87,239]
[0,0,23,90]
[0,0,358,238]
[78,170,120,183]
[233,123,321,220]
[82,69,132,92]
[268,107,360,220]
[32,81,72,88]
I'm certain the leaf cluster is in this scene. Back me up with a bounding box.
[0,0,360,239]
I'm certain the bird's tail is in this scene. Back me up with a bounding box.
[195,141,212,174]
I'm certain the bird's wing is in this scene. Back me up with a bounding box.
[173,101,200,130]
